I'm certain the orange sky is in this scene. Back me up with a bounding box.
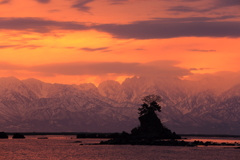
[1,0,240,85]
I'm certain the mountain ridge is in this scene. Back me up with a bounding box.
[0,76,240,134]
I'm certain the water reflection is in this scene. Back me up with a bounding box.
[0,136,239,160]
[183,136,240,144]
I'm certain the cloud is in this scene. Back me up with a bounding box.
[1,16,240,39]
[168,0,240,13]
[0,0,10,5]
[79,47,109,52]
[0,17,89,33]
[15,45,42,49]
[207,0,240,11]
[189,68,212,71]
[65,47,76,49]
[167,6,196,12]
[215,0,240,7]
[49,10,60,12]
[94,16,240,39]
[0,62,22,70]
[109,0,129,5]
[0,44,42,49]
[0,45,18,49]
[35,0,51,3]
[167,5,212,13]
[135,48,146,51]
[181,0,201,1]
[71,0,94,12]
[189,49,216,52]
[0,61,192,78]
[166,0,209,13]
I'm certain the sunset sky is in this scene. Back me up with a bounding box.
[1,0,240,85]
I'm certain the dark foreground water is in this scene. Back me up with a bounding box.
[0,136,240,160]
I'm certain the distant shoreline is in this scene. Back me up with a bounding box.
[180,134,240,138]
[4,132,240,137]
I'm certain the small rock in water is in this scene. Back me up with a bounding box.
[0,132,8,139]
[12,133,25,139]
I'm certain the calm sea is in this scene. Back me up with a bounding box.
[0,135,240,160]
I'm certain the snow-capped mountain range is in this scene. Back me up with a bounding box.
[0,76,240,134]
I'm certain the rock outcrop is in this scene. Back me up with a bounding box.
[12,133,25,139]
[100,106,181,145]
[131,110,181,139]
[0,132,8,139]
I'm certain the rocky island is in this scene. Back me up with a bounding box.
[100,95,185,145]
[12,133,25,139]
[99,95,240,147]
[0,132,8,139]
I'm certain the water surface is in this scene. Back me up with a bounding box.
[0,136,239,160]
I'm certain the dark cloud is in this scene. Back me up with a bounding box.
[189,49,216,52]
[71,0,94,12]
[109,0,129,5]
[1,16,240,39]
[216,0,240,7]
[167,6,199,12]
[206,0,240,11]
[0,0,10,5]
[153,15,237,22]
[65,47,76,49]
[79,47,109,52]
[15,45,42,49]
[0,17,88,33]
[135,48,146,51]
[0,45,18,49]
[49,10,60,12]
[190,68,212,71]
[181,0,201,1]
[0,44,42,49]
[167,5,214,13]
[94,16,240,39]
[0,61,192,78]
[169,0,240,13]
[35,0,50,3]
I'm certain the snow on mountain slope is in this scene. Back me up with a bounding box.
[0,76,240,134]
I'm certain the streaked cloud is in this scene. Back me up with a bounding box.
[190,68,212,71]
[0,17,88,33]
[189,49,216,52]
[0,0,10,5]
[135,48,146,51]
[94,16,240,39]
[48,10,60,13]
[79,47,109,52]
[35,0,51,3]
[0,61,192,78]
[71,0,94,12]
[15,45,43,49]
[0,45,18,49]
[109,0,129,5]
[167,6,197,12]
[215,0,240,7]
[167,6,212,13]
[0,44,42,49]
[0,62,22,70]
[1,16,240,39]
[168,0,240,13]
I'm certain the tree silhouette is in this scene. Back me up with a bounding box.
[138,95,161,116]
